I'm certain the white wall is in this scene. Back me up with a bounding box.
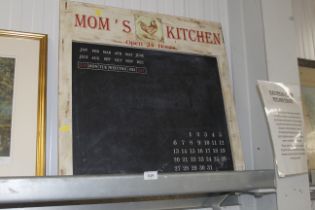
[260,0,311,209]
[227,0,274,209]
[292,0,315,60]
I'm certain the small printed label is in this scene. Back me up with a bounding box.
[144,171,158,180]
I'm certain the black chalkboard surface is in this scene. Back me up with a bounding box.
[72,42,233,175]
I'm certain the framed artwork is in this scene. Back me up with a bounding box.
[0,30,47,176]
[299,58,315,171]
[58,0,244,175]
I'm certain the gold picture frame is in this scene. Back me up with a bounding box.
[0,29,47,176]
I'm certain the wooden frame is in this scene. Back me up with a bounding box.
[58,0,244,175]
[299,58,315,171]
[0,29,47,176]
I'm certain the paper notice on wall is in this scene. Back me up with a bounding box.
[257,80,308,177]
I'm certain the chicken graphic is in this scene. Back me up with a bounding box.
[139,20,158,36]
[135,16,163,42]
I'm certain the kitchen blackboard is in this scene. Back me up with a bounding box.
[72,41,233,175]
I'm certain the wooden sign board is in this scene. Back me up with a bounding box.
[59,0,244,175]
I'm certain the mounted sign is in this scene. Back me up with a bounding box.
[258,81,308,177]
[58,0,244,175]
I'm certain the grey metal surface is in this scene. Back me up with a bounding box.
[0,170,274,205]
[310,186,315,200]
[311,170,315,185]
[0,196,228,210]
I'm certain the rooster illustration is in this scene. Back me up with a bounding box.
[139,20,158,36]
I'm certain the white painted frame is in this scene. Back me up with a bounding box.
[58,0,244,175]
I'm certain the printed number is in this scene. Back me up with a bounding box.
[174,165,181,172]
[212,148,219,154]
[196,131,200,137]
[198,156,205,162]
[220,148,226,153]
[206,164,213,171]
[173,148,180,155]
[181,139,186,146]
[191,165,198,171]
[182,165,190,171]
[206,156,212,162]
[190,156,197,162]
[189,148,196,154]
[181,148,188,154]
[213,156,220,162]
[199,165,206,171]
[182,157,189,163]
[203,131,208,137]
[173,157,181,163]
[188,131,193,138]
[197,148,204,154]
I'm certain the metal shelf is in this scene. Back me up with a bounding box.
[0,170,275,206]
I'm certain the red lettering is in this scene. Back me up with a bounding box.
[188,30,196,42]
[74,14,110,30]
[197,31,205,43]
[205,32,213,44]
[122,20,131,33]
[166,26,176,39]
[176,28,181,39]
[213,33,221,45]
[74,14,86,28]
[99,17,110,30]
[125,40,143,47]
[182,28,188,40]
[87,16,97,29]
[165,25,219,45]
